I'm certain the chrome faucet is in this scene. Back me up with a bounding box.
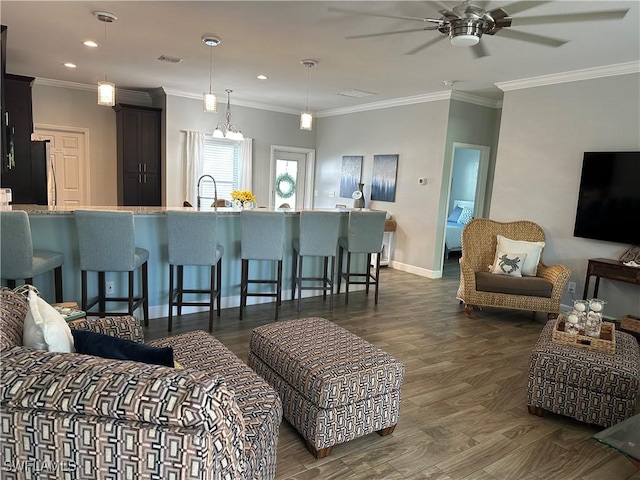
[196,175,218,211]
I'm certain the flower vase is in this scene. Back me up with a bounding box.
[353,183,365,209]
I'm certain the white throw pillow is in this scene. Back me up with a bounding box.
[490,251,528,277]
[496,235,545,276]
[23,290,74,352]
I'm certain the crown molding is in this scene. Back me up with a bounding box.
[316,91,453,117]
[34,77,152,104]
[496,61,640,92]
[160,87,299,114]
[450,91,502,109]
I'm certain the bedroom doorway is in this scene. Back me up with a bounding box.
[442,143,490,274]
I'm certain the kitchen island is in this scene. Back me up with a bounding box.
[13,205,362,319]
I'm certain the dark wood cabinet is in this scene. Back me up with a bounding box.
[114,103,162,206]
[1,74,39,204]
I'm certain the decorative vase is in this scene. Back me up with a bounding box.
[353,183,365,209]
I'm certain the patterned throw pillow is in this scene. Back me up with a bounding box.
[490,251,528,277]
[496,235,545,276]
[457,206,474,225]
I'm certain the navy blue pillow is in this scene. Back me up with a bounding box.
[72,329,174,367]
[447,206,463,223]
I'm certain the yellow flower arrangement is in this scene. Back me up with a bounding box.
[230,190,256,205]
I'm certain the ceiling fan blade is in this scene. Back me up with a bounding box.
[346,26,440,40]
[328,6,440,23]
[512,9,629,27]
[497,28,567,47]
[470,42,489,59]
[406,35,446,55]
[499,1,551,16]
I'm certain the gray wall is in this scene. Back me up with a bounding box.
[492,73,640,318]
[315,101,451,276]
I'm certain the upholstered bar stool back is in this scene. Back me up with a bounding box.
[337,210,387,304]
[75,210,149,324]
[0,211,64,302]
[240,210,285,320]
[291,211,341,312]
[166,210,223,332]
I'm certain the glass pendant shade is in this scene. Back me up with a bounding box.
[203,92,217,112]
[212,128,224,139]
[300,112,313,130]
[97,81,115,106]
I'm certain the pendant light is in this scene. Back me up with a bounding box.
[213,89,244,140]
[202,35,221,112]
[94,11,117,107]
[300,59,318,131]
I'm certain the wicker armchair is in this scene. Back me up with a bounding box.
[457,219,571,319]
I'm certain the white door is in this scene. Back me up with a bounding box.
[34,127,88,207]
[270,146,315,210]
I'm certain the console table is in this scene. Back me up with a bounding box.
[583,258,640,300]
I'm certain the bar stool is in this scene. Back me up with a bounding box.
[291,211,341,312]
[337,210,387,305]
[0,211,64,302]
[166,210,223,332]
[74,210,149,324]
[240,210,285,320]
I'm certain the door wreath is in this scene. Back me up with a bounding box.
[275,172,296,199]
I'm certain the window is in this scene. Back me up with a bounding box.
[201,138,240,204]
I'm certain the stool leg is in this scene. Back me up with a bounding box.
[128,270,135,316]
[297,256,304,312]
[81,271,88,312]
[322,257,328,301]
[54,266,63,303]
[240,259,248,320]
[142,262,149,326]
[168,264,174,332]
[208,265,215,332]
[216,257,222,317]
[345,252,351,304]
[291,250,298,301]
[276,259,283,320]
[329,256,335,312]
[374,252,381,305]
[98,272,106,314]
[337,246,344,294]
[177,265,184,317]
[365,253,371,295]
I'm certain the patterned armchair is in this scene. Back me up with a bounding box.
[0,288,281,480]
[456,219,571,319]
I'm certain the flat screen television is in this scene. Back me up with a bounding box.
[573,151,640,245]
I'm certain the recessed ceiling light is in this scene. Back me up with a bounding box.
[64,63,77,68]
[83,40,99,48]
[257,74,268,80]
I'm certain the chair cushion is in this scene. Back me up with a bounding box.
[72,329,174,367]
[31,249,64,277]
[475,272,553,298]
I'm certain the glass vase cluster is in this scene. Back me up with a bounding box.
[584,298,606,338]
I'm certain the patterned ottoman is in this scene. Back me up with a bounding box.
[527,319,640,428]
[248,317,405,458]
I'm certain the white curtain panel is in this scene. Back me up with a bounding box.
[182,131,205,206]
[239,137,253,191]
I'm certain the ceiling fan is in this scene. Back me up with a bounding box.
[329,1,629,58]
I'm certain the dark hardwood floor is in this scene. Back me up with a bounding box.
[144,256,640,480]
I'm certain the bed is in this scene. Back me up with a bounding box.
[445,200,474,259]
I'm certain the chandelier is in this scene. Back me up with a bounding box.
[213,89,244,140]
[94,11,117,107]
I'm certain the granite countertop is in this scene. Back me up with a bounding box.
[10,205,351,216]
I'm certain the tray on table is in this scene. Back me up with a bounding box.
[552,315,616,354]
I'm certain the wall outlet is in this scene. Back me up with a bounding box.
[567,281,576,293]
[106,281,115,295]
